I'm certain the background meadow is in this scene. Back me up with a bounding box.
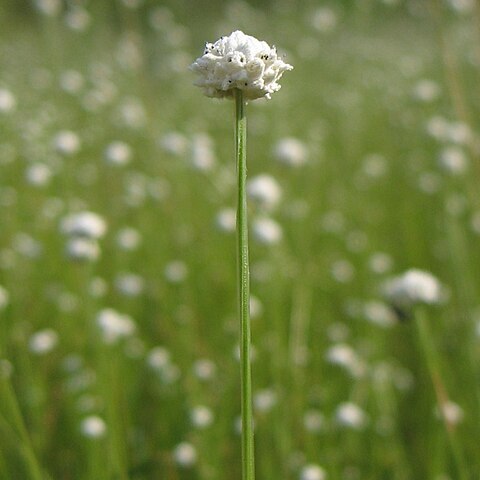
[1,0,480,479]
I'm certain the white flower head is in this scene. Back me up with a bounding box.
[190,30,293,100]
[383,269,444,309]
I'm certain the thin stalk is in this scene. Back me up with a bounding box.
[414,308,468,480]
[235,88,255,480]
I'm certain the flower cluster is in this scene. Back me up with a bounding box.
[383,269,443,310]
[190,30,293,100]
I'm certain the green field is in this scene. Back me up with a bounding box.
[1,1,480,479]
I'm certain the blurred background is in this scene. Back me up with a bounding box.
[1,0,480,479]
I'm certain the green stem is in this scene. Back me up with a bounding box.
[235,88,255,480]
[414,308,468,480]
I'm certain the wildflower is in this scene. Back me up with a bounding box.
[190,405,214,429]
[61,211,107,239]
[190,30,293,100]
[252,217,283,245]
[335,402,367,430]
[247,174,282,211]
[300,464,327,480]
[80,415,107,438]
[104,141,132,166]
[303,409,326,433]
[96,308,136,344]
[0,286,9,310]
[383,269,443,310]
[193,358,217,381]
[0,88,16,113]
[53,130,81,155]
[173,442,197,467]
[29,329,59,355]
[273,137,308,167]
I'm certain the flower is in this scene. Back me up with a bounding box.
[190,30,293,100]
[383,269,443,309]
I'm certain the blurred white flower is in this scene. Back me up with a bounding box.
[160,131,188,156]
[80,415,107,438]
[311,6,338,33]
[29,329,59,355]
[383,269,443,308]
[247,174,282,211]
[191,133,216,171]
[335,402,367,430]
[0,286,10,310]
[215,208,236,233]
[66,237,100,262]
[173,442,197,467]
[326,343,365,378]
[254,388,277,413]
[164,260,188,283]
[193,358,217,381]
[96,308,136,344]
[26,163,52,187]
[438,401,464,425]
[0,89,16,113]
[300,464,327,480]
[273,137,308,167]
[439,146,468,175]
[190,30,293,100]
[61,211,107,239]
[116,227,142,251]
[303,409,326,433]
[190,405,214,429]
[252,217,283,245]
[105,141,132,166]
[53,130,81,155]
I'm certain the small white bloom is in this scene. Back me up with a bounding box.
[0,89,17,113]
[191,133,216,171]
[190,405,214,429]
[439,146,468,175]
[105,141,132,166]
[254,388,277,413]
[29,329,59,355]
[303,409,325,433]
[53,130,81,155]
[61,211,107,239]
[147,346,171,370]
[96,308,136,344]
[66,237,100,262]
[164,260,188,283]
[215,208,236,233]
[173,442,197,467]
[60,70,85,93]
[383,269,443,308]
[116,227,142,250]
[326,344,365,378]
[438,401,464,425]
[335,402,367,430]
[247,174,282,211]
[190,30,293,100]
[193,358,217,381]
[273,137,308,167]
[252,217,283,245]
[413,79,441,102]
[363,301,396,328]
[160,131,188,156]
[26,163,52,187]
[300,464,327,480]
[0,286,10,310]
[80,415,107,438]
[115,273,144,297]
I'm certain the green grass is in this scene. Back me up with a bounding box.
[1,1,480,479]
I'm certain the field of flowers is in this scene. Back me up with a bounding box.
[1,1,480,479]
